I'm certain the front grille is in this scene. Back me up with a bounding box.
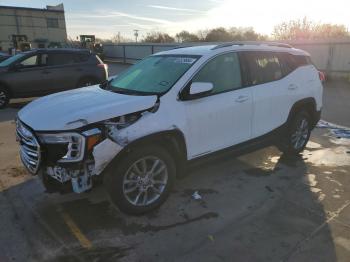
[16,120,41,174]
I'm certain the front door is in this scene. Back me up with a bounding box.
[181,52,253,159]
[9,54,52,97]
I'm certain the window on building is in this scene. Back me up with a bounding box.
[47,18,59,28]
[192,52,242,95]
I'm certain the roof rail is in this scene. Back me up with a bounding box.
[171,45,194,50]
[212,41,293,50]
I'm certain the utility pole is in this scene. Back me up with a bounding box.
[134,29,139,43]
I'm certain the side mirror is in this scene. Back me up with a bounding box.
[189,82,213,95]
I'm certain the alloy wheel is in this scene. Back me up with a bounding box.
[122,156,168,206]
[0,91,7,106]
[291,118,309,150]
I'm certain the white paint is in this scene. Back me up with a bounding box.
[189,82,213,95]
[92,138,123,174]
[18,86,157,131]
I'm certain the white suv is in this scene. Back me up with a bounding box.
[16,42,323,214]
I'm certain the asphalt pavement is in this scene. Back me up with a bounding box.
[0,65,350,262]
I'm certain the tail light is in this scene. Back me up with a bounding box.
[97,63,108,71]
[318,71,326,82]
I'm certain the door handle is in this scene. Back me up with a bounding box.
[235,95,249,103]
[288,84,298,90]
[76,68,83,72]
[42,70,51,74]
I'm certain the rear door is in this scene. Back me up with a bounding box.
[181,52,253,158]
[241,51,295,138]
[42,52,87,92]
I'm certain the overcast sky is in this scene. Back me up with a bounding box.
[2,0,350,40]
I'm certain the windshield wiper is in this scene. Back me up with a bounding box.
[110,86,159,96]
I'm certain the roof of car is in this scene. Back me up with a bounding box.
[25,48,91,54]
[156,42,309,56]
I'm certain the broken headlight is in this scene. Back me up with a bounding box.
[38,133,85,162]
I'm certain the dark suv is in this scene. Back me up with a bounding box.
[0,48,108,108]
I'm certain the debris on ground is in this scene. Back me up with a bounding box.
[192,191,202,200]
[208,235,215,242]
[317,120,350,139]
[331,129,350,139]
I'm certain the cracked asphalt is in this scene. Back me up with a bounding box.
[0,66,349,262]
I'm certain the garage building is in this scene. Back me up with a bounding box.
[0,4,67,52]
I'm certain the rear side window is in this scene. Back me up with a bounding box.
[278,53,312,76]
[46,53,85,66]
[244,52,283,85]
[193,52,242,94]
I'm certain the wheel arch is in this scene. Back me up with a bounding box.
[108,129,188,178]
[0,81,13,97]
[287,97,319,128]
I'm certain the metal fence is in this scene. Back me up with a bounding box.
[104,41,350,78]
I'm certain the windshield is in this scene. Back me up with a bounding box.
[0,53,25,67]
[110,55,199,95]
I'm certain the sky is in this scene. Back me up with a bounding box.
[1,0,350,40]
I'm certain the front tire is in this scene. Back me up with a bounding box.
[104,145,176,215]
[280,111,311,155]
[0,87,10,109]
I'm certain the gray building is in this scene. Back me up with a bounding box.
[0,4,67,52]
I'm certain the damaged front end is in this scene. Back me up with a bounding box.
[16,108,156,194]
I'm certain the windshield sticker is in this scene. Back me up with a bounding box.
[174,57,196,64]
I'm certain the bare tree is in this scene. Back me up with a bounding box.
[273,17,350,40]
[142,32,175,43]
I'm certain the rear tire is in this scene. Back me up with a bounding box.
[104,145,176,215]
[279,111,311,155]
[0,87,10,109]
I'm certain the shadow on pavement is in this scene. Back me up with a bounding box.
[0,144,340,262]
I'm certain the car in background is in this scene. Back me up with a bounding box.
[0,52,11,62]
[0,48,108,108]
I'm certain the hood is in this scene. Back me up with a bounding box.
[18,85,158,131]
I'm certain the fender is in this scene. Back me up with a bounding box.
[0,81,12,97]
[286,97,320,128]
[105,129,188,177]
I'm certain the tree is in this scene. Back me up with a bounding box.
[205,27,232,42]
[273,17,350,40]
[203,27,267,42]
[175,31,199,42]
[143,32,175,43]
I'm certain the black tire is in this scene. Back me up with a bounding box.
[104,145,176,215]
[0,87,10,109]
[77,77,97,88]
[279,110,311,155]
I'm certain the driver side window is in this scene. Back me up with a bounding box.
[193,52,242,95]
